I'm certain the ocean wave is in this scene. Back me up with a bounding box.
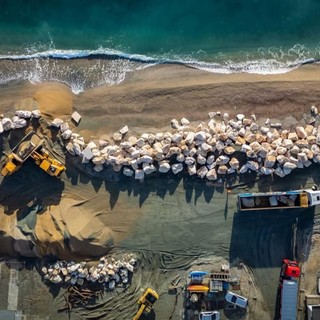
[0,44,319,93]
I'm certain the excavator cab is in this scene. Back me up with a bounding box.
[133,288,159,320]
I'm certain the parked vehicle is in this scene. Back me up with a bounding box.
[199,310,220,320]
[225,291,248,309]
[279,259,300,320]
[237,188,320,211]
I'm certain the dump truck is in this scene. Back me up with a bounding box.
[1,131,65,178]
[279,259,300,320]
[133,288,159,320]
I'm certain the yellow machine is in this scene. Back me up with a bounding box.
[1,131,65,178]
[133,288,159,320]
[31,149,65,177]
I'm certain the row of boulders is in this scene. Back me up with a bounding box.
[64,106,320,180]
[2,106,320,181]
[41,254,137,289]
[0,110,41,133]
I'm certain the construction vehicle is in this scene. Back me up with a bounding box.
[1,131,65,178]
[133,288,159,320]
[278,259,300,320]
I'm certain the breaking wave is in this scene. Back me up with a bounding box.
[0,44,319,94]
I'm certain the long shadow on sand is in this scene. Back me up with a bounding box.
[0,160,64,214]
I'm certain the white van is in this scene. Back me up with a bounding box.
[225,291,248,309]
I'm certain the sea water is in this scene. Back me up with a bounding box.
[1,0,320,92]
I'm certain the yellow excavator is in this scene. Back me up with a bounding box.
[133,288,159,320]
[1,131,65,178]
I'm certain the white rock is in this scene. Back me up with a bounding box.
[71,111,81,124]
[250,122,259,132]
[288,132,298,141]
[60,122,69,133]
[260,167,273,175]
[15,110,32,118]
[260,126,270,134]
[113,132,122,141]
[123,167,133,177]
[82,146,94,160]
[296,126,307,139]
[311,144,320,155]
[224,146,235,155]
[176,154,185,162]
[311,105,318,115]
[197,166,208,178]
[283,162,297,175]
[206,169,217,180]
[12,118,27,128]
[206,155,215,165]
[246,160,259,171]
[185,157,195,166]
[92,156,105,165]
[181,117,190,126]
[31,110,41,118]
[200,142,212,153]
[61,129,72,140]
[73,143,82,155]
[185,132,195,144]
[276,146,287,155]
[238,128,246,137]
[143,163,156,174]
[265,118,270,125]
[195,131,206,141]
[134,169,144,180]
[229,157,240,169]
[188,165,197,175]
[159,162,170,173]
[197,154,207,165]
[297,152,308,163]
[172,133,182,143]
[282,139,293,149]
[50,118,64,128]
[172,163,183,174]
[0,122,3,133]
[274,166,286,178]
[119,125,129,135]
[251,114,256,121]
[216,155,230,165]
[217,165,228,174]
[236,114,245,121]
[223,113,229,121]
[229,120,241,130]
[208,112,216,118]
[264,155,276,168]
[171,119,179,129]
[239,164,248,174]
[270,123,282,129]
[1,118,14,131]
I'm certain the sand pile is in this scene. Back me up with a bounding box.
[0,197,114,259]
[33,82,73,119]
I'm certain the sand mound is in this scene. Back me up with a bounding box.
[33,82,73,119]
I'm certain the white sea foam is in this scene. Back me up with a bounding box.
[0,44,319,93]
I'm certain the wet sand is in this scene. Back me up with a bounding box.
[1,63,320,318]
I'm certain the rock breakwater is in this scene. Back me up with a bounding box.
[1,106,320,181]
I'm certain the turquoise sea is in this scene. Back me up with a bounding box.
[1,0,320,92]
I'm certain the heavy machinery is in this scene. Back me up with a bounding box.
[133,288,159,320]
[278,259,300,320]
[1,131,65,178]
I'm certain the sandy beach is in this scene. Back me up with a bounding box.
[1,63,320,319]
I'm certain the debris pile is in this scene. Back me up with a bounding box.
[59,285,103,313]
[41,255,137,289]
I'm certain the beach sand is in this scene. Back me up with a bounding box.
[1,63,320,319]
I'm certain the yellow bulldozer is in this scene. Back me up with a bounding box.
[133,288,159,320]
[1,131,65,178]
